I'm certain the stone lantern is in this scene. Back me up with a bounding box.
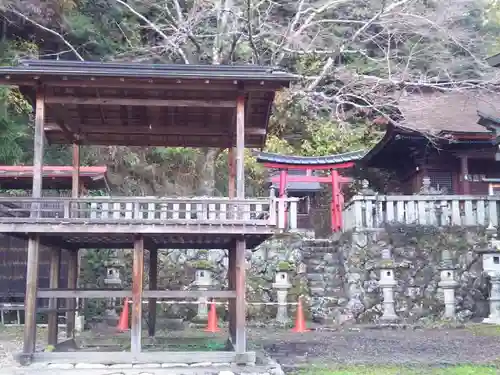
[192,261,214,322]
[438,249,458,319]
[476,228,500,324]
[103,262,123,326]
[377,249,398,322]
[272,262,292,324]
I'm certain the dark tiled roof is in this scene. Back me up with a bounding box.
[255,150,366,166]
[0,59,295,82]
[396,91,500,134]
[267,170,321,192]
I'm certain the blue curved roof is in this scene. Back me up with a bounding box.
[255,150,366,166]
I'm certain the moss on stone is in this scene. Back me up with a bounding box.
[190,259,215,270]
[277,261,293,272]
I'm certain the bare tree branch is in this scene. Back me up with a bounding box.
[8,7,85,61]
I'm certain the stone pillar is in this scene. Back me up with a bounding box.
[193,268,213,321]
[438,250,458,319]
[484,273,500,324]
[103,265,122,326]
[378,249,398,322]
[272,271,291,324]
[477,228,500,324]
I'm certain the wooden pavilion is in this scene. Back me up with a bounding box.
[0,165,107,312]
[0,60,294,366]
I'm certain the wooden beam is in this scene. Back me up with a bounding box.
[31,351,256,365]
[45,96,236,108]
[235,239,246,354]
[236,95,245,200]
[47,247,61,346]
[0,222,275,236]
[132,235,144,355]
[261,161,356,170]
[148,247,158,337]
[270,175,352,184]
[5,77,280,91]
[37,289,237,299]
[66,250,78,338]
[45,124,266,136]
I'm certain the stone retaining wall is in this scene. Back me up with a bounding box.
[95,226,493,325]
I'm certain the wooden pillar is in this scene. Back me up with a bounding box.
[279,169,288,228]
[47,247,61,346]
[331,169,340,232]
[148,247,158,337]
[234,238,246,354]
[72,143,80,198]
[460,155,470,194]
[66,143,80,337]
[66,250,78,338]
[236,95,245,200]
[228,246,236,344]
[22,88,45,362]
[131,235,144,355]
[279,169,287,197]
[228,148,236,199]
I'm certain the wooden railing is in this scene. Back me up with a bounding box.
[0,196,300,230]
[343,195,500,231]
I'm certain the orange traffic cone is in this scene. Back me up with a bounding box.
[291,297,310,333]
[117,297,130,332]
[204,301,220,333]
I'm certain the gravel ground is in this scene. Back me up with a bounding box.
[1,325,500,373]
[249,327,500,369]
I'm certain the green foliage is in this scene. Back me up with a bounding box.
[300,120,382,156]
[80,249,116,320]
[296,365,498,375]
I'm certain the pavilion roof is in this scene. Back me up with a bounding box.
[0,60,295,148]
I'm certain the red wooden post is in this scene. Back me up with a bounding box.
[279,169,287,197]
[279,169,288,228]
[331,169,341,232]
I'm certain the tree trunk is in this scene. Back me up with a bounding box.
[196,148,220,196]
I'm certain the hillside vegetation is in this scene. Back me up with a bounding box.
[0,0,499,196]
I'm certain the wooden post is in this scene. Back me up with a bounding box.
[22,88,45,363]
[279,169,287,197]
[234,238,246,354]
[228,148,236,199]
[228,247,236,344]
[132,235,144,355]
[48,247,61,346]
[331,169,340,232]
[72,143,80,199]
[279,169,288,228]
[148,247,158,337]
[66,250,78,338]
[66,143,80,337]
[460,155,470,194]
[236,96,245,201]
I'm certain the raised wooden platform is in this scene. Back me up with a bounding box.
[0,196,289,249]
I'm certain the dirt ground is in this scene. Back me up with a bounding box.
[1,325,500,372]
[247,326,500,371]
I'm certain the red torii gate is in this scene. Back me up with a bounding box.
[255,150,366,232]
